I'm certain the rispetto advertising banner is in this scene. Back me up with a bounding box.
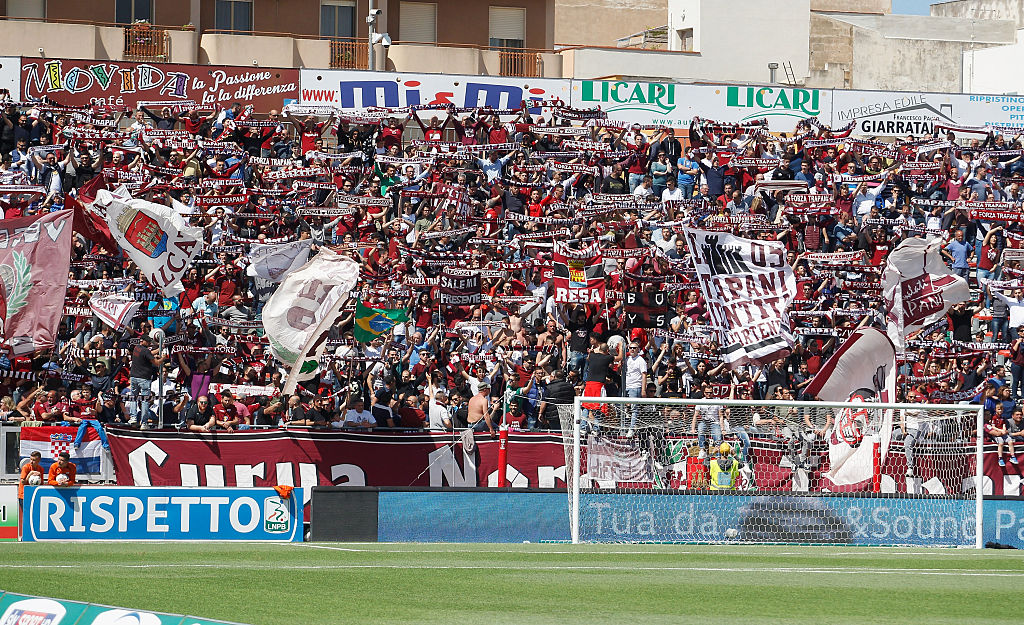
[19,57,298,110]
[0,57,20,101]
[0,592,249,624]
[299,68,571,113]
[569,80,832,131]
[21,486,303,541]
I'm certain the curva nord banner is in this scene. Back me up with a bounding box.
[106,428,1017,499]
[20,57,298,110]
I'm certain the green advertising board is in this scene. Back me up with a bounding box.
[0,591,249,624]
[0,485,17,541]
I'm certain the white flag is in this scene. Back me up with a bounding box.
[246,239,314,283]
[261,247,359,395]
[882,237,969,350]
[805,327,897,486]
[87,293,142,332]
[95,190,204,296]
[680,227,797,369]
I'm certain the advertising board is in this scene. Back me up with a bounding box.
[21,486,302,542]
[0,57,19,101]
[0,592,247,625]
[569,80,831,131]
[299,69,570,114]
[19,58,298,110]
[0,485,16,541]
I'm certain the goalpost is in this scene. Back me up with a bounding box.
[565,397,985,547]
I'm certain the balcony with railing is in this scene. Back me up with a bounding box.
[329,38,369,70]
[123,21,171,61]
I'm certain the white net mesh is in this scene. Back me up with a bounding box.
[565,398,982,546]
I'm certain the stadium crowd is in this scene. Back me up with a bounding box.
[1,93,1024,463]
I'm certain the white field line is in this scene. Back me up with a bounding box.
[284,543,1003,557]
[3,563,1023,577]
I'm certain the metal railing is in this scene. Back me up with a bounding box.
[123,21,170,60]
[329,37,369,69]
[494,48,541,78]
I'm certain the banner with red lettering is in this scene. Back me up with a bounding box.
[680,227,796,369]
[553,240,605,304]
[20,58,298,110]
[0,210,73,354]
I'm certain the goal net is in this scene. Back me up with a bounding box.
[564,397,983,547]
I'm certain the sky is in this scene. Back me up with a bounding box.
[891,0,939,15]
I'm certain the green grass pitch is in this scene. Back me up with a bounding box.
[1,542,1022,624]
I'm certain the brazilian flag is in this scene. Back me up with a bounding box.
[354,301,410,343]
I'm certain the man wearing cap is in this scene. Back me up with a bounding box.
[468,383,498,437]
[47,451,76,487]
[428,388,453,431]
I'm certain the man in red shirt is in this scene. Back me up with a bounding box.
[33,389,70,423]
[213,390,242,431]
[291,114,334,156]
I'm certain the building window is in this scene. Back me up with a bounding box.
[116,0,153,24]
[215,0,253,32]
[678,28,693,51]
[399,2,437,43]
[321,0,356,38]
[489,6,525,50]
[6,0,46,19]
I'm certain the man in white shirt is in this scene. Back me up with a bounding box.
[624,342,649,436]
[428,389,453,431]
[342,396,376,430]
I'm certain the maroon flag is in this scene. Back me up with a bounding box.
[67,196,121,256]
[76,172,108,205]
[0,210,74,354]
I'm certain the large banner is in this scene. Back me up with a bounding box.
[882,237,969,350]
[0,210,73,355]
[681,227,796,368]
[0,57,19,101]
[21,57,298,110]
[299,69,571,113]
[570,80,832,131]
[21,486,303,542]
[552,240,605,304]
[831,90,1024,137]
[439,268,481,305]
[96,190,204,296]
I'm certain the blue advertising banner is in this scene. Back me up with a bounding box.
[982,499,1024,549]
[579,494,975,546]
[21,486,303,542]
[378,491,569,542]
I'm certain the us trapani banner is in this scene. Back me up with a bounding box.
[681,227,796,369]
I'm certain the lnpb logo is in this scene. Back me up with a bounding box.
[0,598,66,625]
[264,495,291,533]
[724,86,821,121]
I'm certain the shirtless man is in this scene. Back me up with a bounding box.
[467,382,498,437]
